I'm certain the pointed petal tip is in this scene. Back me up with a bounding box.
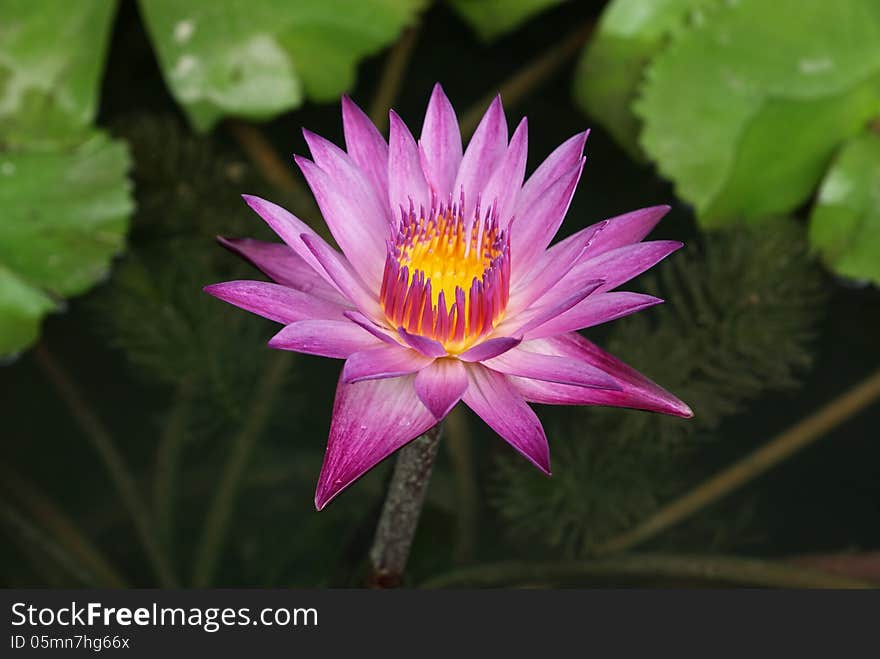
[677,401,694,418]
[314,490,332,511]
[240,192,261,210]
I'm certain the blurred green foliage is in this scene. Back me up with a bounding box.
[575,0,880,284]
[448,0,565,40]
[0,1,133,356]
[574,0,715,159]
[139,0,426,132]
[492,220,826,556]
[1,0,878,589]
[810,131,880,284]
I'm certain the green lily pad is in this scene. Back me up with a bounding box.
[448,0,564,41]
[139,0,426,133]
[809,131,880,284]
[637,0,880,226]
[572,0,715,159]
[0,0,118,147]
[0,133,133,356]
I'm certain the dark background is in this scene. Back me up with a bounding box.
[2,1,878,588]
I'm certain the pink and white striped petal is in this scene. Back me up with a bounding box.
[452,95,507,219]
[268,319,382,358]
[419,83,462,199]
[343,310,401,346]
[462,364,551,474]
[415,358,469,419]
[341,95,389,204]
[389,110,431,218]
[561,240,683,295]
[507,214,602,315]
[341,344,433,384]
[457,336,521,362]
[497,281,604,338]
[509,333,693,418]
[398,327,447,358]
[483,346,621,390]
[241,194,336,288]
[315,375,437,509]
[480,118,528,227]
[203,280,345,325]
[515,130,588,221]
[581,205,671,258]
[217,237,348,305]
[296,147,388,287]
[300,234,383,320]
[524,292,663,340]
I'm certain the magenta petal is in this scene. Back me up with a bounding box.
[566,240,683,294]
[217,237,347,305]
[507,212,599,314]
[510,157,585,277]
[295,150,387,287]
[419,83,462,198]
[204,280,344,324]
[397,327,447,358]
[268,319,381,358]
[510,333,693,418]
[525,292,663,340]
[343,310,400,346]
[516,130,589,220]
[457,336,522,362]
[241,195,334,285]
[414,358,468,419]
[499,280,603,337]
[315,374,437,509]
[480,118,528,226]
[483,346,621,390]
[300,234,383,319]
[388,111,431,218]
[582,205,671,258]
[341,344,432,383]
[453,95,507,218]
[462,364,550,474]
[342,95,389,201]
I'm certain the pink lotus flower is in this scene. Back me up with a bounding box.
[206,84,691,510]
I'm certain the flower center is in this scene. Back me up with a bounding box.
[380,200,510,354]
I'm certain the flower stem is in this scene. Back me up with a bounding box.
[444,407,477,564]
[596,367,880,556]
[33,343,177,587]
[153,377,195,554]
[369,24,421,133]
[225,120,331,241]
[421,554,874,589]
[225,120,307,197]
[459,21,593,139]
[0,464,128,587]
[0,503,95,586]
[368,423,443,587]
[192,352,292,587]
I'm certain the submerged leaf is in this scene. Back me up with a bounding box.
[810,131,880,284]
[492,220,826,556]
[637,0,880,225]
[139,0,426,132]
